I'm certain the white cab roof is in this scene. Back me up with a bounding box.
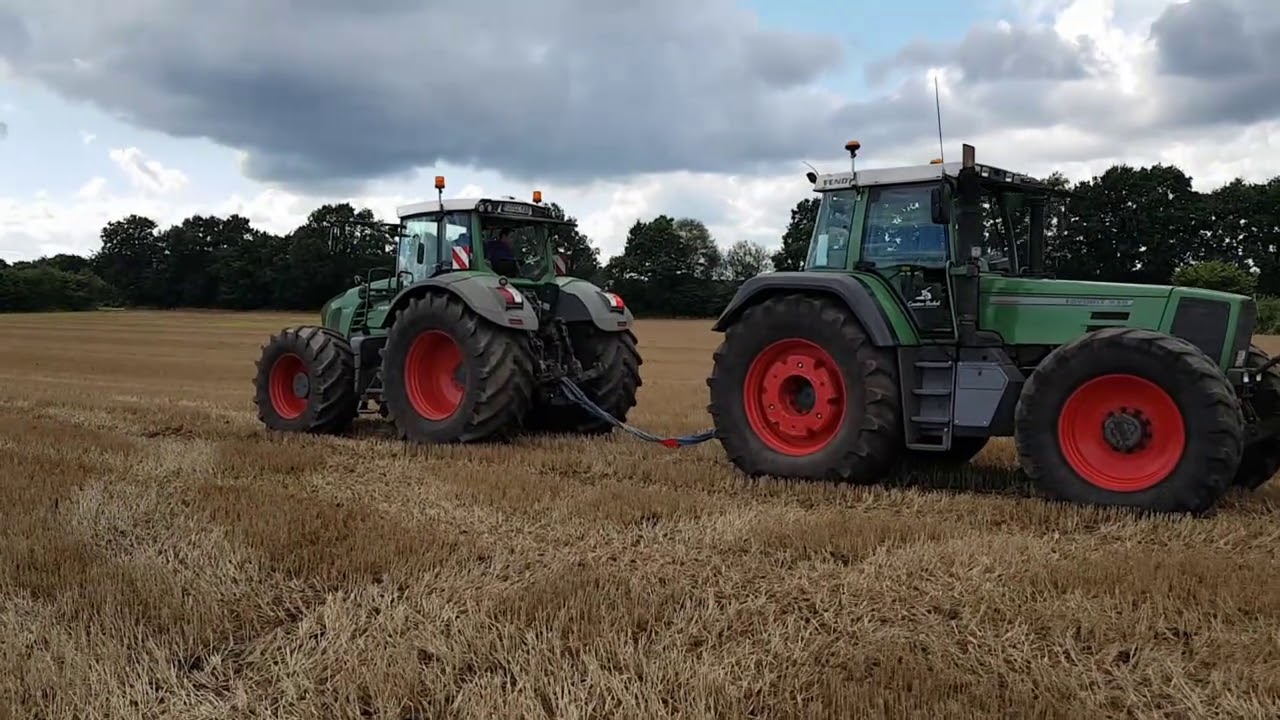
[812,161,1041,192]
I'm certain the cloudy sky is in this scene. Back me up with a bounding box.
[1,0,1277,263]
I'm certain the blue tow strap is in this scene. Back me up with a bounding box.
[558,377,716,448]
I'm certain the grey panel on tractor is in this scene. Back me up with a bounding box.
[899,345,1024,450]
[712,271,897,345]
[953,347,1023,437]
[1170,297,1230,364]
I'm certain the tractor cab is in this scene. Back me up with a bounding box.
[394,179,572,288]
[804,142,1064,342]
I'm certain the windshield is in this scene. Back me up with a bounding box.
[806,189,857,269]
[478,217,550,280]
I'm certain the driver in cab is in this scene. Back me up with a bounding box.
[484,228,520,276]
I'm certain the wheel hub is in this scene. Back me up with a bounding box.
[743,339,846,456]
[1102,408,1150,453]
[1057,374,1186,493]
[292,372,310,399]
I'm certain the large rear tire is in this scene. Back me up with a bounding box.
[381,293,535,443]
[527,324,642,435]
[1014,328,1244,514]
[1233,344,1280,490]
[706,293,903,483]
[253,325,358,434]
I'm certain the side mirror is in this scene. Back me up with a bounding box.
[416,242,425,264]
[930,183,952,225]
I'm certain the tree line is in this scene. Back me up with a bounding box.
[1,162,1278,332]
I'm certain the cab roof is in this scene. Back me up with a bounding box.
[812,161,1053,193]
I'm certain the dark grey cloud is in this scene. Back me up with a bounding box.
[867,24,1099,85]
[0,0,850,190]
[3,0,1278,193]
[1149,0,1280,127]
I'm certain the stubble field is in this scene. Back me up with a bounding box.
[0,311,1278,719]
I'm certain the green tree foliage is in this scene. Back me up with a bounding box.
[1172,260,1257,296]
[771,197,818,271]
[724,240,771,282]
[5,162,1280,323]
[546,202,603,284]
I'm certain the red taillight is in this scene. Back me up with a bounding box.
[602,292,625,311]
[495,286,524,309]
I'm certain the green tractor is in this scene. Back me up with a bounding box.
[707,141,1280,513]
[252,179,641,443]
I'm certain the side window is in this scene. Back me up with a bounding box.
[400,216,439,281]
[443,212,471,249]
[860,185,949,267]
[976,194,1014,271]
[806,190,857,269]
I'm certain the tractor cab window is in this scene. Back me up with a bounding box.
[859,184,950,268]
[807,189,857,269]
[975,191,1018,273]
[444,212,471,249]
[479,217,549,280]
[400,215,439,282]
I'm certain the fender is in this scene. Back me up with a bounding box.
[551,277,635,331]
[380,272,540,331]
[712,271,900,346]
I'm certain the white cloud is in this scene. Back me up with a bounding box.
[108,146,188,194]
[75,176,105,199]
[79,130,96,144]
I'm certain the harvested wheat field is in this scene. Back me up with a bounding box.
[0,311,1278,719]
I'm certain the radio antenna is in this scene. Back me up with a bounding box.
[934,75,945,163]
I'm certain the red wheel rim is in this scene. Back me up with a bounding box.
[404,330,465,420]
[268,353,308,420]
[1057,374,1186,492]
[743,338,846,456]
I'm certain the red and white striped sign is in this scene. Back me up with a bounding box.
[553,254,567,275]
[451,246,471,270]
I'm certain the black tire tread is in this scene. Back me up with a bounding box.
[706,292,903,482]
[381,292,536,443]
[253,324,359,434]
[1233,344,1280,490]
[1014,327,1244,513]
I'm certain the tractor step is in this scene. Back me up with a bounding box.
[900,348,957,451]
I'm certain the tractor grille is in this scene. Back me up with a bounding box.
[1170,297,1230,365]
[1232,298,1257,366]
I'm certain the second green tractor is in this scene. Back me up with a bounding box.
[706,141,1280,513]
[252,179,641,445]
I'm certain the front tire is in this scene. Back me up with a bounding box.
[381,293,535,443]
[253,325,358,434]
[1014,328,1244,514]
[1233,344,1280,490]
[706,293,903,483]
